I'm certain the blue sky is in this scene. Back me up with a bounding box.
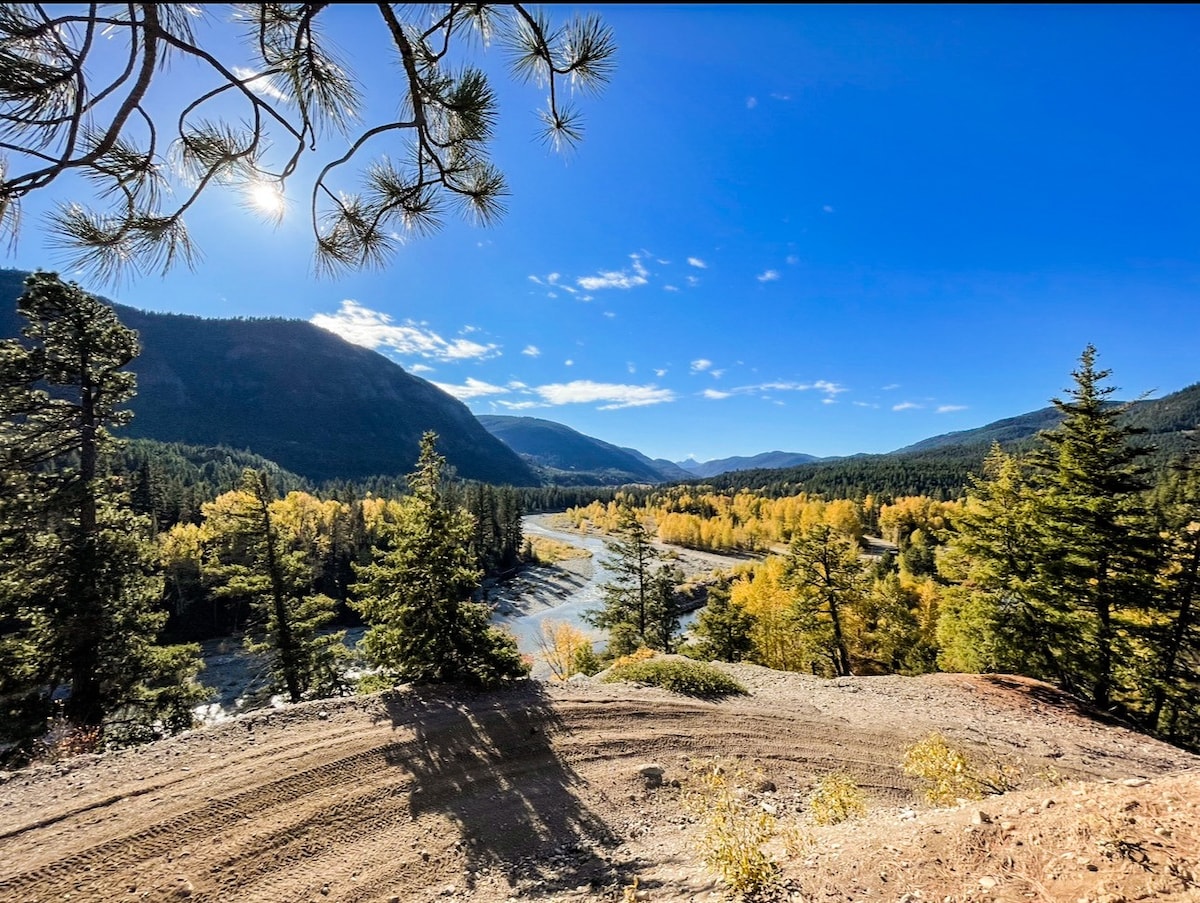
[5,5,1200,463]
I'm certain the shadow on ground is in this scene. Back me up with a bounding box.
[378,682,633,895]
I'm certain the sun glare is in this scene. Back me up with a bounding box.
[247,181,286,220]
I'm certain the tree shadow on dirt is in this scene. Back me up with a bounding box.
[378,682,636,895]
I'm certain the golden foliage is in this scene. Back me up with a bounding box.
[808,772,867,825]
[685,758,780,896]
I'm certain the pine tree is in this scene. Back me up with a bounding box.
[938,445,1056,675]
[587,506,680,656]
[0,272,205,752]
[693,583,756,662]
[783,522,866,677]
[353,433,527,688]
[202,471,348,703]
[1024,345,1158,709]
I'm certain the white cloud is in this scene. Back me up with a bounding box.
[408,363,434,373]
[686,275,701,287]
[757,269,781,283]
[576,254,649,291]
[312,301,499,362]
[521,345,541,357]
[822,205,835,214]
[882,383,901,391]
[711,369,725,379]
[494,400,543,411]
[564,359,574,367]
[893,402,921,411]
[691,359,713,373]
[535,380,676,410]
[663,285,679,292]
[627,362,637,374]
[232,67,291,103]
[786,254,800,265]
[687,257,708,269]
[703,389,732,400]
[853,401,879,409]
[654,368,667,377]
[822,397,837,405]
[937,404,968,413]
[602,311,616,318]
[432,377,510,400]
[746,96,758,109]
[770,92,792,102]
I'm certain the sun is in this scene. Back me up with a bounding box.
[246,181,286,220]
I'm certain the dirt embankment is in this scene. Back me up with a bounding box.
[0,667,1197,903]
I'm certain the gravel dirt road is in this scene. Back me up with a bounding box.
[1,665,1197,903]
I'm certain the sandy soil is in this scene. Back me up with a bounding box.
[1,666,1197,903]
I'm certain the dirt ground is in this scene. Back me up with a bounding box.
[1,665,1197,903]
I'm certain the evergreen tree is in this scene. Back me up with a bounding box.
[937,445,1053,675]
[1024,345,1158,709]
[1146,451,1200,741]
[783,522,866,677]
[353,433,527,688]
[693,583,756,662]
[587,506,680,656]
[0,272,205,752]
[202,470,348,702]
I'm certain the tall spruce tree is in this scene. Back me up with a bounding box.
[1024,345,1158,709]
[353,433,527,688]
[0,272,204,752]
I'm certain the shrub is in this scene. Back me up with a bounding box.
[808,772,867,825]
[685,758,779,897]
[902,731,1019,806]
[601,657,747,698]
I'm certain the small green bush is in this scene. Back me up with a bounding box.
[600,658,747,698]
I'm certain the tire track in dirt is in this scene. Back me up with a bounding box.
[0,741,412,901]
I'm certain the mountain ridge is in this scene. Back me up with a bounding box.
[0,269,538,486]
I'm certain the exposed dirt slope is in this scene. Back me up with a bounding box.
[0,667,1197,903]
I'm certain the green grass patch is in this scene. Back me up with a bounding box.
[601,658,747,698]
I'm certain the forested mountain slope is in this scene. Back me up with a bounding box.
[0,270,538,485]
[478,414,670,485]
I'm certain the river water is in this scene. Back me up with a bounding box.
[195,515,709,720]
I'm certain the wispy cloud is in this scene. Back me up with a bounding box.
[432,378,511,400]
[521,345,541,357]
[893,401,922,411]
[746,96,758,109]
[408,363,434,373]
[822,205,835,214]
[937,404,968,413]
[701,379,847,401]
[312,301,499,362]
[576,254,649,291]
[232,67,290,103]
[757,269,781,283]
[882,383,901,391]
[536,380,675,410]
[687,257,708,269]
[686,275,701,288]
[691,359,713,373]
